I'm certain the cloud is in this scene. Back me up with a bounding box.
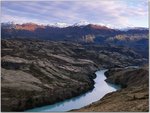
[1,0,148,28]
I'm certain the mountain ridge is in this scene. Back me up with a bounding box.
[1,22,148,30]
[1,22,148,59]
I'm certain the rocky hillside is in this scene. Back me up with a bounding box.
[75,66,149,112]
[1,39,97,111]
[1,38,148,111]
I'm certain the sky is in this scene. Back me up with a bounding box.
[1,0,148,28]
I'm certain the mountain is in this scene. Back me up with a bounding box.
[48,22,70,28]
[15,23,45,31]
[1,22,118,41]
[1,22,148,58]
[73,21,90,26]
[1,22,148,41]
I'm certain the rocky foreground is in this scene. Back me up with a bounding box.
[1,39,148,111]
[74,66,149,112]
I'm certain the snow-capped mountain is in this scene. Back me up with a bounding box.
[48,22,70,28]
[48,21,90,27]
[2,21,148,52]
[1,21,148,31]
[73,21,90,26]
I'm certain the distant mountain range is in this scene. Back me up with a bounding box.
[1,22,148,40]
[1,22,148,44]
[2,22,148,58]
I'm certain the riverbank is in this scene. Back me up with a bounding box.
[26,69,120,112]
[1,39,148,111]
[74,66,149,112]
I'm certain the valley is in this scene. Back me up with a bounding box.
[1,23,149,112]
[1,0,149,112]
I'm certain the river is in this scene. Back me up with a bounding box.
[26,69,120,112]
